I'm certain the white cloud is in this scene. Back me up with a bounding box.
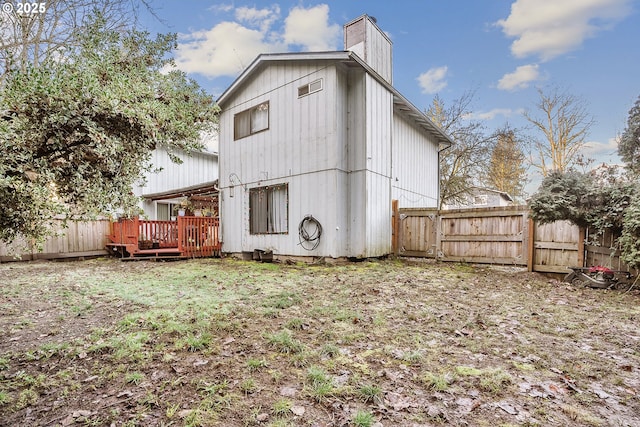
[283,5,341,51]
[584,136,620,157]
[417,66,448,94]
[173,4,341,79]
[208,3,234,13]
[496,0,633,61]
[174,22,284,78]
[235,5,281,33]
[469,108,519,121]
[497,64,541,91]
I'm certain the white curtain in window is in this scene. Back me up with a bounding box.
[235,111,250,139]
[250,190,268,233]
[157,203,169,221]
[267,186,288,233]
[251,102,269,133]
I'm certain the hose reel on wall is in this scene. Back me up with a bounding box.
[298,214,322,251]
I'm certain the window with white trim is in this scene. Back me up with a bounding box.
[473,194,488,206]
[298,79,323,97]
[249,184,288,234]
[234,101,269,140]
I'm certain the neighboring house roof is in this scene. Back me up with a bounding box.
[216,51,453,148]
[473,187,514,203]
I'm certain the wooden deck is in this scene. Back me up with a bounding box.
[107,216,221,259]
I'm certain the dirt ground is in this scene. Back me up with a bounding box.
[0,257,639,427]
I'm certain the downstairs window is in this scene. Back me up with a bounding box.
[249,184,288,234]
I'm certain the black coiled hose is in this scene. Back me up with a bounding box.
[298,215,322,251]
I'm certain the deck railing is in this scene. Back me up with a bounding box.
[139,220,179,248]
[108,216,220,257]
[109,216,139,247]
[178,216,220,257]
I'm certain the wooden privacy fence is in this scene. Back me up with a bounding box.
[0,219,111,262]
[394,205,619,274]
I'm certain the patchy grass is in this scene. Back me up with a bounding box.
[0,257,639,426]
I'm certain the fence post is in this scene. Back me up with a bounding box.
[527,217,535,272]
[177,216,184,253]
[391,200,399,255]
[578,227,586,267]
[435,211,442,261]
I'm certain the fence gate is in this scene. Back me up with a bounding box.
[397,208,438,258]
[531,220,581,273]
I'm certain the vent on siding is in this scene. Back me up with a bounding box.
[298,79,323,97]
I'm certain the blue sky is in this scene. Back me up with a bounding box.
[140,0,639,192]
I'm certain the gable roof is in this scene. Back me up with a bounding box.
[216,51,453,148]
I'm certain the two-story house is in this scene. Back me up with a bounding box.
[217,15,453,259]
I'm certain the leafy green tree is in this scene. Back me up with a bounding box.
[528,171,594,228]
[0,18,219,245]
[617,95,640,269]
[620,196,640,270]
[618,95,640,177]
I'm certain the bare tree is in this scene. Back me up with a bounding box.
[0,0,156,78]
[485,127,527,201]
[524,87,594,177]
[426,92,495,209]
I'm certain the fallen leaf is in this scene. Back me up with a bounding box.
[280,386,297,397]
[177,409,193,419]
[192,358,208,367]
[496,401,518,415]
[291,405,305,416]
[385,391,413,411]
[334,371,350,386]
[61,415,75,426]
[391,349,405,359]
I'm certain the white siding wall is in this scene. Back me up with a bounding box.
[363,74,392,257]
[220,61,350,256]
[134,147,219,219]
[135,147,218,196]
[346,71,394,258]
[346,69,367,257]
[391,114,440,208]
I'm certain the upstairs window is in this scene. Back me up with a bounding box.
[298,79,323,97]
[234,101,269,140]
[249,184,288,234]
